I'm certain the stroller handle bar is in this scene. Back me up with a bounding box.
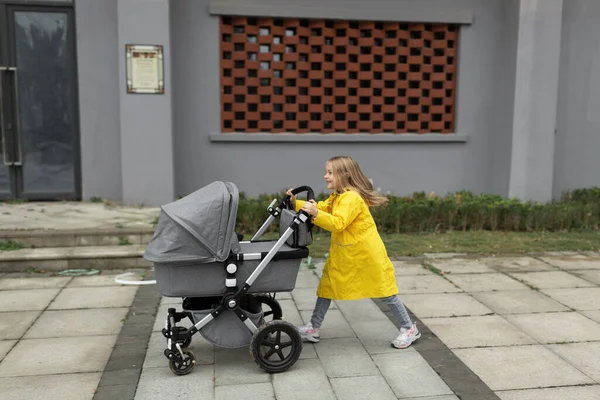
[286,186,315,204]
[249,186,314,242]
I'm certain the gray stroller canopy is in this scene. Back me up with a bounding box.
[144,181,240,264]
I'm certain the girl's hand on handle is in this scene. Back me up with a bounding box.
[286,188,296,208]
[301,199,318,217]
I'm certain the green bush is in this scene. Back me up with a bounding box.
[234,188,600,235]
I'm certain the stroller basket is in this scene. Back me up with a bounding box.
[183,296,264,349]
[143,181,314,376]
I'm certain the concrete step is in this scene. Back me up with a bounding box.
[0,245,151,273]
[0,228,155,249]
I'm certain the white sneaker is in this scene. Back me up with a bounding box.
[297,324,321,343]
[392,323,421,349]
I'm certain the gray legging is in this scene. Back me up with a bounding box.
[309,295,413,330]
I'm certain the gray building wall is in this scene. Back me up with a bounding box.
[171,0,511,199]
[75,0,122,201]
[490,0,519,197]
[117,0,174,205]
[74,0,600,205]
[76,0,175,205]
[554,0,600,198]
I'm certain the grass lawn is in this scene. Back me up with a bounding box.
[248,230,600,258]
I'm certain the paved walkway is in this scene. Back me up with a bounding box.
[1,202,600,399]
[1,254,600,399]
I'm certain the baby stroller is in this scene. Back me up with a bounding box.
[143,181,314,376]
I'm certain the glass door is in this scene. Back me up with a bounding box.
[0,4,79,201]
[0,5,17,199]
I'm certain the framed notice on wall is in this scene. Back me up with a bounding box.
[126,44,164,94]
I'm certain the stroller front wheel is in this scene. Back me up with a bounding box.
[177,336,192,348]
[168,350,196,375]
[250,320,302,373]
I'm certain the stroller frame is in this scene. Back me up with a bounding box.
[158,186,313,375]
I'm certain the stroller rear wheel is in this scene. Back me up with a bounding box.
[250,320,302,373]
[254,294,283,322]
[168,350,196,375]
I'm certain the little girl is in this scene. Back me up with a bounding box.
[288,156,420,349]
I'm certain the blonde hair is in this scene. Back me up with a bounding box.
[327,156,388,207]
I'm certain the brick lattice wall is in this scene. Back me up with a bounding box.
[220,17,458,134]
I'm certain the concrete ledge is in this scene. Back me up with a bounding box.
[0,228,155,248]
[210,133,468,143]
[0,245,150,272]
[209,0,474,24]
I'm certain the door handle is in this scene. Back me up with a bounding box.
[0,67,9,166]
[0,66,22,167]
[6,67,21,166]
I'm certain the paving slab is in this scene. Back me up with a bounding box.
[272,358,336,400]
[134,365,214,400]
[393,260,433,275]
[313,337,380,377]
[454,345,594,391]
[506,311,600,343]
[581,310,600,324]
[445,273,529,292]
[292,288,336,311]
[571,269,600,285]
[481,256,554,272]
[509,270,596,289]
[496,385,600,400]
[541,287,600,310]
[329,375,397,400]
[300,309,356,339]
[24,308,129,338]
[293,270,320,288]
[0,276,70,290]
[0,372,102,400]
[214,347,271,386]
[67,274,142,287]
[0,288,59,312]
[372,352,454,398]
[0,311,40,339]
[278,299,304,325]
[422,315,536,349]
[396,274,462,294]
[298,342,318,360]
[0,335,117,377]
[335,298,392,323]
[49,286,138,309]
[0,340,16,361]
[427,258,495,274]
[548,342,600,382]
[351,319,408,355]
[400,293,493,318]
[539,254,600,270]
[215,382,275,400]
[471,290,569,315]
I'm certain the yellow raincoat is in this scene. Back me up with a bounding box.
[296,189,398,300]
